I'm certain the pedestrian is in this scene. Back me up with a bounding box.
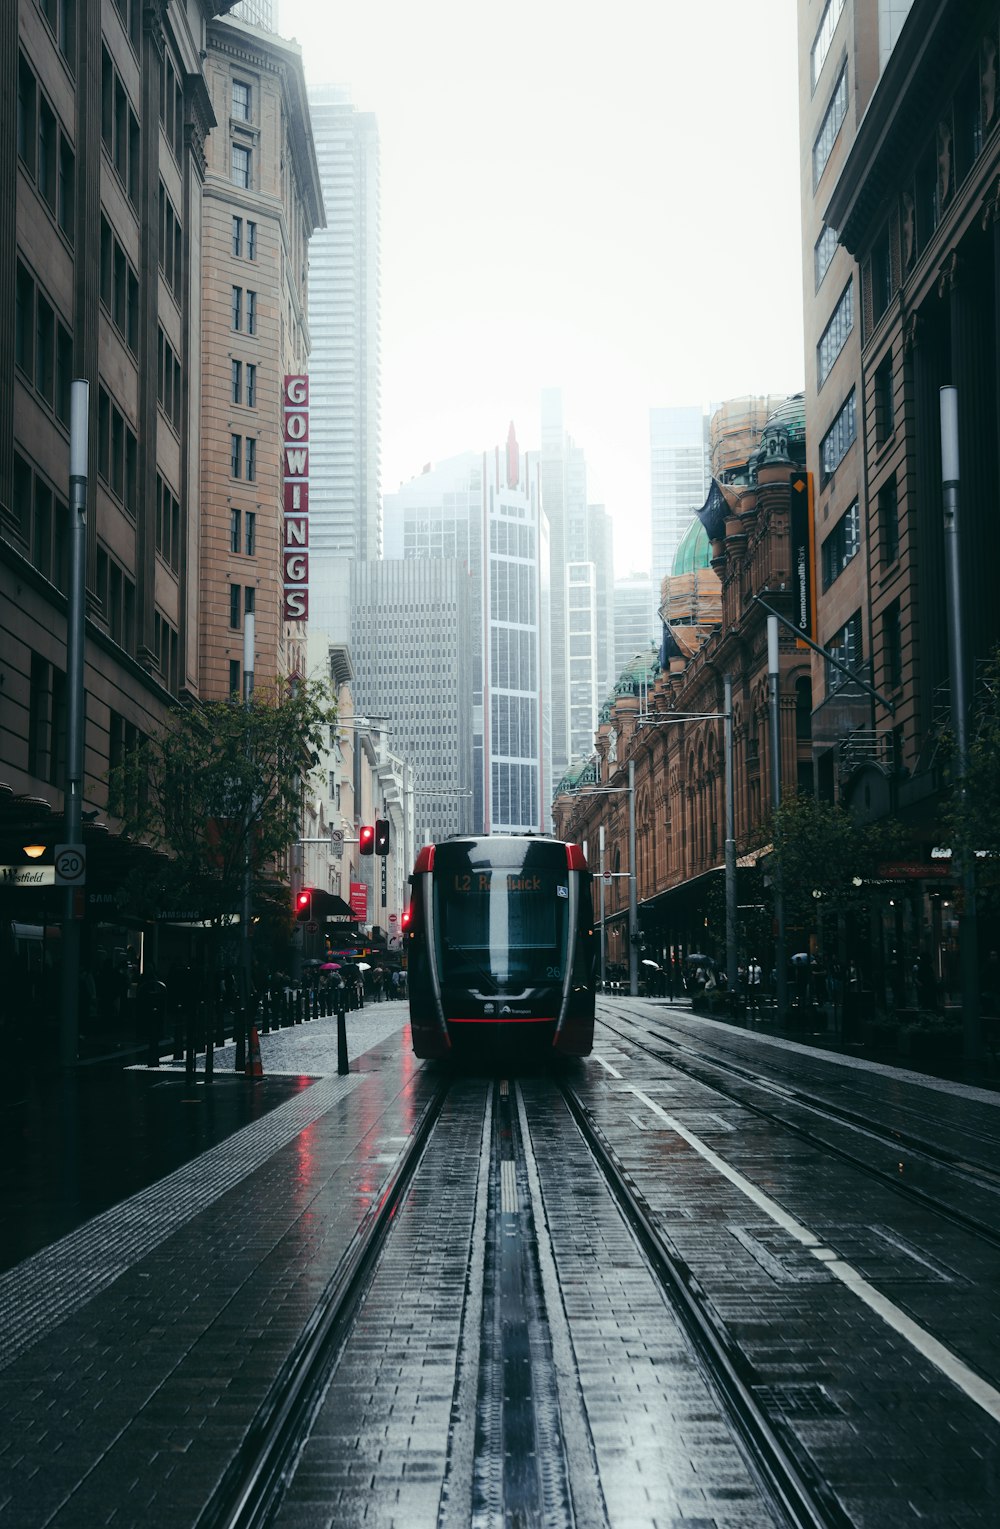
[746,956,762,1012]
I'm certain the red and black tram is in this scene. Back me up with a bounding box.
[404,834,596,1059]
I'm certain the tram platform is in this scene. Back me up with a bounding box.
[2,999,999,1526]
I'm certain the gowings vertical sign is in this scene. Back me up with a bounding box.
[283,375,309,621]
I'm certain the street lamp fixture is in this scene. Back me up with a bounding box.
[23,843,46,859]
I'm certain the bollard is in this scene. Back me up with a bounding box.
[261,988,271,1034]
[297,989,304,1025]
[173,1002,184,1062]
[202,998,214,1081]
[337,1001,349,1075]
[235,1003,246,1071]
[215,994,225,1048]
[185,1005,196,1082]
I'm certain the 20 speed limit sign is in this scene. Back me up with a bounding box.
[54,844,87,886]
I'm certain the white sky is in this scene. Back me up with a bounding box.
[278,0,806,576]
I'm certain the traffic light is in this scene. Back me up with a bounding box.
[359,824,375,856]
[375,819,390,855]
[295,888,312,921]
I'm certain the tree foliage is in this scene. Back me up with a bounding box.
[106,680,335,924]
[770,793,903,932]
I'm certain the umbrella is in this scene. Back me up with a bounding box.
[355,961,372,972]
[302,958,323,967]
[685,953,711,965]
[791,952,811,965]
[320,962,341,971]
[641,959,660,968]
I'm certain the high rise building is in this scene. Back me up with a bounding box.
[351,558,474,849]
[382,428,550,835]
[649,405,710,618]
[229,0,277,29]
[307,85,381,586]
[540,389,608,796]
[200,15,322,698]
[614,574,656,680]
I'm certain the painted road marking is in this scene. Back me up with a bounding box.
[630,1085,1000,1425]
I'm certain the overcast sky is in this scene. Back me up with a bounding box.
[277,0,805,575]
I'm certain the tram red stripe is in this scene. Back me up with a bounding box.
[447,1015,556,1025]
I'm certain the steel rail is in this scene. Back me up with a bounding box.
[559,1079,850,1529]
[598,1009,1000,1251]
[196,1078,451,1529]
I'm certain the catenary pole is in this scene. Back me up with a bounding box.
[940,386,981,1063]
[628,758,638,997]
[724,674,738,998]
[767,617,789,1024]
[59,381,89,1068]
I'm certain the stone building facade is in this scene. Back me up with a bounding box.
[552,399,811,974]
[200,16,322,699]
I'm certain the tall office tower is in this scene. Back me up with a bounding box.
[482,428,548,834]
[649,406,710,621]
[383,430,549,834]
[351,559,474,849]
[587,503,616,701]
[383,452,484,820]
[200,17,322,698]
[796,0,912,794]
[230,1,277,28]
[307,84,381,610]
[540,388,606,795]
[614,574,656,679]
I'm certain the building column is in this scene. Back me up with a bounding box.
[946,243,993,672]
[906,304,948,735]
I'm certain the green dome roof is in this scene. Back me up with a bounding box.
[671,517,712,576]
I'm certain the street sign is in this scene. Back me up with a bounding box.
[389,913,398,924]
[54,844,87,886]
[305,919,319,934]
[603,870,612,883]
[330,828,344,859]
[0,864,56,886]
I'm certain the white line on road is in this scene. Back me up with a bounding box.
[630,1085,1000,1425]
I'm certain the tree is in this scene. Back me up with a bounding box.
[770,794,902,934]
[106,680,335,943]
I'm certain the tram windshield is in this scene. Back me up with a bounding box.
[432,839,570,990]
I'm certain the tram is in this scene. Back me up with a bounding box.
[405,834,596,1059]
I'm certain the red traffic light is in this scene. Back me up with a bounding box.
[295,888,313,921]
[375,819,390,855]
[296,890,311,910]
[359,824,375,856]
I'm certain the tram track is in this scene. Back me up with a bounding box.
[197,1064,853,1527]
[597,1008,1000,1250]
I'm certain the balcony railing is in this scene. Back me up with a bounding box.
[837,728,895,782]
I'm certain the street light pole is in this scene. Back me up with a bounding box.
[724,675,738,997]
[767,616,789,1024]
[237,611,255,1070]
[59,380,89,1068]
[627,758,638,997]
[940,386,981,1063]
[598,823,607,991]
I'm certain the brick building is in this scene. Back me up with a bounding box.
[552,399,810,975]
[200,15,322,699]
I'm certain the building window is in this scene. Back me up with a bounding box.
[231,359,242,405]
[874,352,894,444]
[879,475,899,566]
[819,389,856,484]
[814,224,838,289]
[231,144,251,189]
[821,499,860,590]
[245,437,256,482]
[245,511,256,556]
[870,227,893,326]
[883,601,903,691]
[246,290,257,334]
[18,53,37,176]
[232,285,242,330]
[231,80,251,121]
[247,220,257,260]
[244,585,255,617]
[230,507,241,554]
[229,659,241,697]
[245,363,256,407]
[826,609,862,694]
[232,215,242,257]
[813,65,848,186]
[817,279,853,387]
[811,0,845,90]
[231,434,242,479]
[230,584,241,630]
